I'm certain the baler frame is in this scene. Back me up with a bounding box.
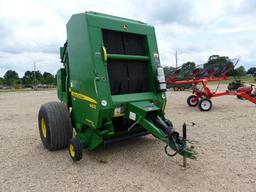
[38,12,197,165]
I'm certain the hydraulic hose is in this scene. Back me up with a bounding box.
[147,114,179,142]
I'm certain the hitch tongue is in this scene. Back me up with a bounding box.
[126,102,197,161]
[164,121,197,161]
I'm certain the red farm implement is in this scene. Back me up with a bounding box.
[166,59,256,111]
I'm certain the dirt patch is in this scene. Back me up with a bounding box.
[0,87,255,192]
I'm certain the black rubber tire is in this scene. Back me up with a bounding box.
[198,98,212,112]
[237,95,244,100]
[180,87,185,91]
[38,101,73,151]
[187,95,199,107]
[236,90,245,100]
[68,138,83,161]
[173,87,178,91]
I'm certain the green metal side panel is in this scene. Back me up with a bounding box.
[57,68,68,104]
[67,14,100,131]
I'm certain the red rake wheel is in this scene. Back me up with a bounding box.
[187,95,199,107]
[198,98,212,111]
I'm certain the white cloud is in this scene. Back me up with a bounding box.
[0,51,60,77]
[0,0,255,76]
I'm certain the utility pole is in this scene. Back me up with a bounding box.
[33,61,37,86]
[175,50,178,69]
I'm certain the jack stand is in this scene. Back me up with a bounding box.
[183,123,187,168]
[183,157,187,168]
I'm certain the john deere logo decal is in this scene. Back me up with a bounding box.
[123,24,128,30]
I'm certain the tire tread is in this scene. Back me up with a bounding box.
[38,101,73,151]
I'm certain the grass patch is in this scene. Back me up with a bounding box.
[0,88,56,93]
[207,76,255,85]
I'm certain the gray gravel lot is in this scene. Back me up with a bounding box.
[0,88,255,192]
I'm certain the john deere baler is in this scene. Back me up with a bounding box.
[38,12,196,162]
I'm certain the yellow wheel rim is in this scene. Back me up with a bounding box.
[69,144,75,158]
[41,117,47,138]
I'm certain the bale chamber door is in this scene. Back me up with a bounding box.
[102,29,150,95]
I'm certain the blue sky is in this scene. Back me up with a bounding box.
[0,0,255,77]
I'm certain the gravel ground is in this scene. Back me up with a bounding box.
[0,87,256,192]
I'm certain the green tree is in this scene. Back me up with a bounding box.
[236,66,246,76]
[228,69,238,76]
[206,55,233,71]
[206,55,242,76]
[22,70,43,85]
[229,66,246,77]
[34,71,43,84]
[247,67,256,74]
[181,61,196,72]
[183,61,196,66]
[177,61,196,79]
[22,71,34,85]
[163,66,176,78]
[207,55,230,64]
[0,77,4,85]
[4,70,19,85]
[42,72,55,84]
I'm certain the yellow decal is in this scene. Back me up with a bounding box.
[89,103,97,109]
[162,100,166,112]
[71,91,97,104]
[102,46,107,62]
[114,113,125,117]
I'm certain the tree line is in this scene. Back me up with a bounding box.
[0,70,56,87]
[1,55,255,87]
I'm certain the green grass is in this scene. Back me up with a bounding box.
[207,76,255,85]
[0,88,56,93]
